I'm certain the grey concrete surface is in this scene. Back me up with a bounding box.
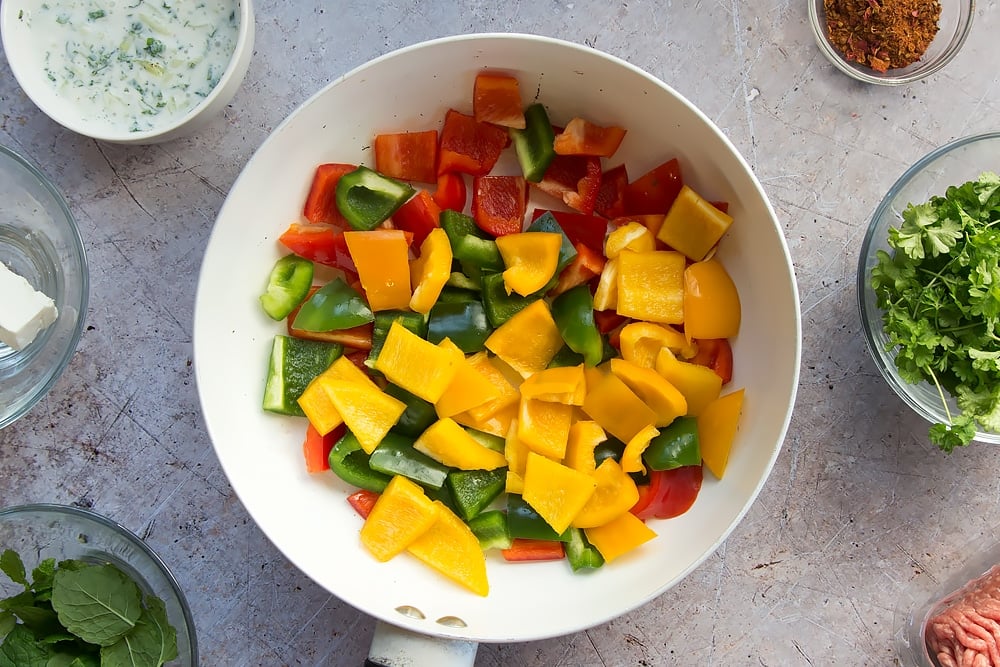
[3,1,1000,665]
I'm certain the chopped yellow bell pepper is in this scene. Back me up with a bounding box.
[407,500,489,596]
[344,229,412,311]
[360,475,439,562]
[484,300,563,378]
[323,379,407,454]
[656,184,733,262]
[522,452,597,534]
[563,420,607,474]
[374,321,462,402]
[518,365,586,405]
[604,221,656,259]
[683,258,741,340]
[571,458,640,529]
[620,423,659,474]
[465,355,521,422]
[506,470,525,494]
[592,256,619,311]
[452,401,517,438]
[297,355,377,435]
[414,418,508,470]
[517,397,573,460]
[610,358,687,427]
[698,388,745,480]
[581,371,658,443]
[496,232,563,296]
[504,418,530,476]
[615,249,685,324]
[434,346,502,418]
[584,510,657,563]
[654,347,723,416]
[618,321,697,368]
[409,228,453,314]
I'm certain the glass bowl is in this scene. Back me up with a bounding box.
[0,504,197,664]
[0,145,88,430]
[858,132,1000,445]
[808,0,974,85]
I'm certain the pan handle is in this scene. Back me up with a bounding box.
[365,620,480,667]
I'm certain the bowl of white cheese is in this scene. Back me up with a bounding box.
[0,145,88,430]
[0,0,255,144]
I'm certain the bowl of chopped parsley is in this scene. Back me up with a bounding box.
[859,132,1000,452]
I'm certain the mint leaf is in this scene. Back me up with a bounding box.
[101,596,177,667]
[51,565,141,647]
[0,551,27,588]
[0,612,14,639]
[0,624,50,667]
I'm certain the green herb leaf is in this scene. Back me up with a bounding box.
[51,565,141,647]
[100,596,177,667]
[0,551,27,588]
[30,559,56,602]
[0,612,14,639]
[0,624,50,667]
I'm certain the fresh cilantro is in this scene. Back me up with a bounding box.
[871,171,1000,451]
[0,549,178,666]
[144,38,165,57]
[88,9,106,19]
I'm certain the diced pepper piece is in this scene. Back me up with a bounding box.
[384,383,438,438]
[407,228,452,314]
[427,301,492,354]
[303,423,342,473]
[563,420,607,474]
[415,418,508,470]
[328,431,392,492]
[336,166,416,231]
[451,401,517,438]
[480,273,539,328]
[504,418,530,476]
[594,437,626,467]
[360,475,440,562]
[439,209,505,271]
[303,163,356,226]
[438,108,509,177]
[435,348,502,419]
[506,494,571,542]
[447,468,508,521]
[393,189,442,250]
[517,398,573,460]
[505,470,525,494]
[611,213,667,240]
[530,209,608,256]
[522,452,597,534]
[582,371,658,443]
[407,500,489,596]
[620,424,659,474]
[278,223,355,272]
[654,347,723,416]
[465,355,521,422]
[592,256,619,312]
[604,221,656,259]
[374,130,438,184]
[619,321,697,369]
[466,427,506,452]
[344,230,412,312]
[698,388,744,480]
[288,320,373,350]
[468,509,513,550]
[624,158,683,215]
[551,285,603,367]
[347,488,380,519]
[501,538,565,562]
[432,172,467,212]
[643,416,701,471]
[485,300,564,378]
[510,103,556,182]
[518,365,586,405]
[526,211,580,284]
[473,175,526,237]
[610,358,687,427]
[615,250,686,324]
[564,527,605,571]
[631,465,704,520]
[260,255,314,321]
[368,434,451,489]
[263,335,342,417]
[683,258,741,339]
[374,321,463,403]
[691,338,735,385]
[553,117,627,158]
[549,242,605,298]
[292,277,374,332]
[533,154,602,215]
[584,510,657,563]
[657,184,734,261]
[571,458,641,529]
[496,231,562,296]
[323,380,407,454]
[595,163,629,219]
[297,355,377,435]
[367,310,427,369]
[473,72,525,129]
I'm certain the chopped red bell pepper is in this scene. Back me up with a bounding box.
[472,175,526,237]
[438,109,509,177]
[344,348,372,372]
[711,201,730,214]
[347,489,380,519]
[532,154,602,216]
[302,163,356,226]
[548,243,606,297]
[691,338,734,384]
[594,310,629,335]
[391,189,441,249]
[530,209,608,255]
[374,130,438,184]
[501,538,565,562]
[553,117,626,158]
[303,423,345,473]
[278,223,356,273]
[624,158,684,215]
[473,72,525,129]
[432,172,468,212]
[594,163,628,219]
[631,466,703,520]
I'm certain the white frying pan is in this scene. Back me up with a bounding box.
[193,33,801,663]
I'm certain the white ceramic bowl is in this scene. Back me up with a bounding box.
[193,34,801,644]
[0,0,255,144]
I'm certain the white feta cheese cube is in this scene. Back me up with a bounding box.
[0,262,58,350]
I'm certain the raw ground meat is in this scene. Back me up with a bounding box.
[926,564,1000,667]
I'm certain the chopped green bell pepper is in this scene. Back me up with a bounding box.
[368,310,428,366]
[259,254,314,320]
[643,416,701,471]
[593,437,626,467]
[368,433,452,489]
[465,428,506,452]
[426,300,493,353]
[440,210,505,271]
[468,510,513,550]
[335,165,415,231]
[384,383,438,438]
[510,103,556,183]
[447,468,507,521]
[292,277,374,332]
[436,285,480,303]
[262,335,342,417]
[564,527,605,572]
[551,284,603,366]
[507,495,572,542]
[480,272,539,328]
[445,271,482,292]
[329,432,391,493]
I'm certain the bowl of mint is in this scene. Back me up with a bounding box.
[0,504,197,665]
[859,132,1000,453]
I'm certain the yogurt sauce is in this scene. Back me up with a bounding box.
[26,0,239,134]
